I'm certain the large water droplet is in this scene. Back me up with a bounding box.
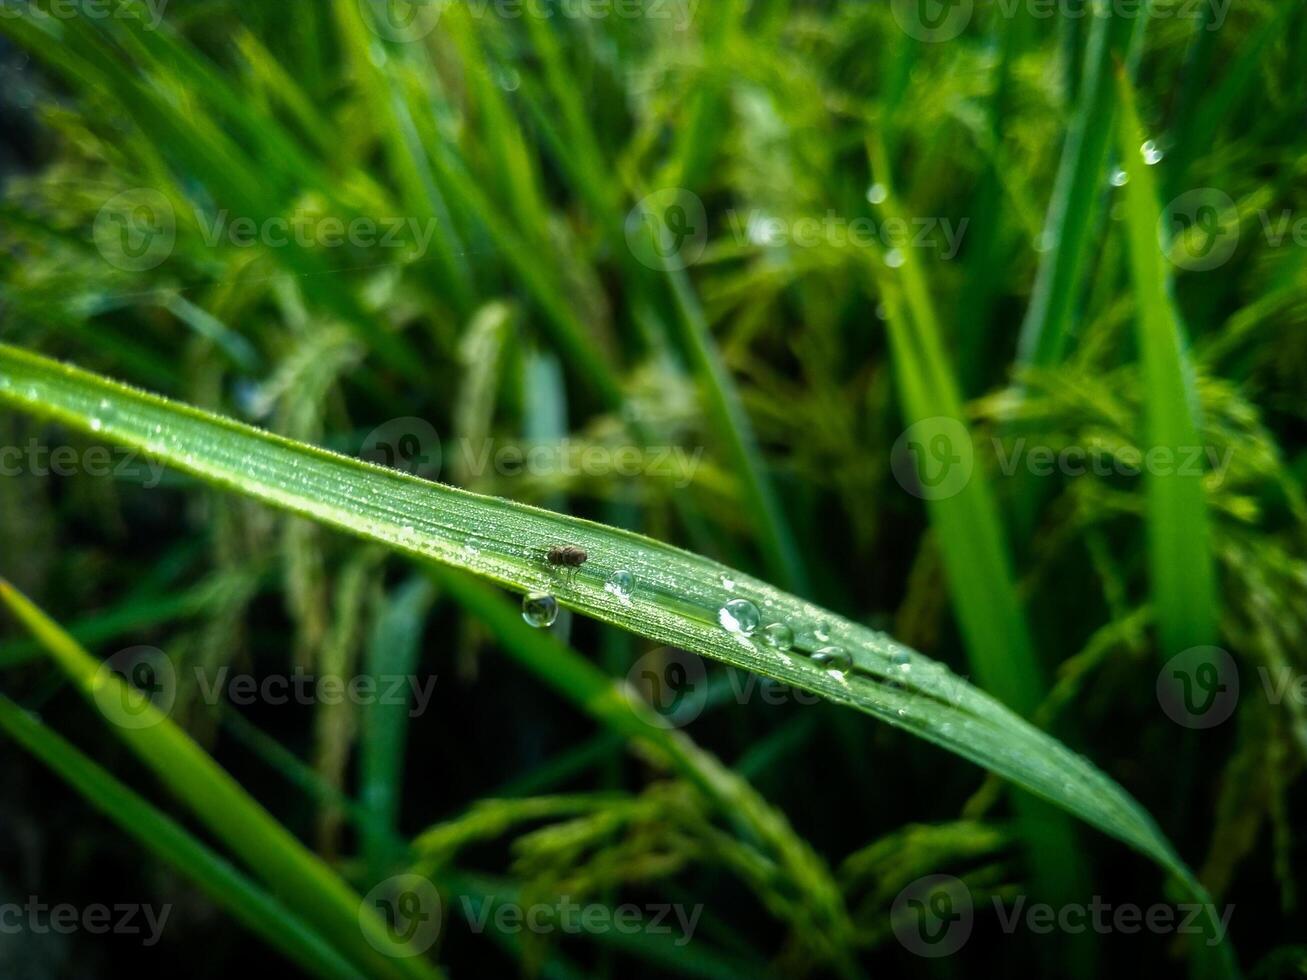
[718,598,761,637]
[605,569,635,600]
[1141,140,1164,165]
[522,592,558,628]
[813,645,851,671]
[762,623,794,651]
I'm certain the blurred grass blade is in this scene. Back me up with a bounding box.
[1167,6,1294,194]
[1017,6,1149,369]
[867,138,1044,718]
[1113,70,1218,656]
[866,137,1088,934]
[361,576,436,876]
[0,577,445,980]
[0,342,1219,920]
[0,696,364,980]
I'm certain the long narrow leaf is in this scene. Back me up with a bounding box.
[0,342,1212,906]
[0,576,445,980]
[0,696,364,980]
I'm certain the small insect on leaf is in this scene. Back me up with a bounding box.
[546,544,588,583]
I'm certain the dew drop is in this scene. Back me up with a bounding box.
[813,645,852,671]
[1110,167,1128,187]
[89,418,103,432]
[521,592,558,628]
[884,247,905,269]
[718,598,761,637]
[814,621,832,643]
[1141,140,1164,165]
[496,66,521,92]
[721,575,735,591]
[605,569,635,600]
[762,623,794,651]
[866,182,888,205]
[748,215,782,247]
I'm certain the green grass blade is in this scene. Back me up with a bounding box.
[0,696,364,980]
[0,577,446,980]
[1113,71,1219,656]
[0,342,1213,906]
[1017,5,1149,369]
[361,576,436,876]
[866,136,1089,938]
[867,138,1043,717]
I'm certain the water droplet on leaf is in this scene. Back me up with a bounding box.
[813,645,851,671]
[522,592,558,628]
[605,569,635,600]
[718,598,761,636]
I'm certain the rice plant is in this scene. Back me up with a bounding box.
[0,1,1303,976]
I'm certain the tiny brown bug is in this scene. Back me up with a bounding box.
[546,544,588,583]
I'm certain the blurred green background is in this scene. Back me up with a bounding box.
[0,0,1304,976]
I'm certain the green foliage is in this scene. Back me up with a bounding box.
[0,1,1304,976]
